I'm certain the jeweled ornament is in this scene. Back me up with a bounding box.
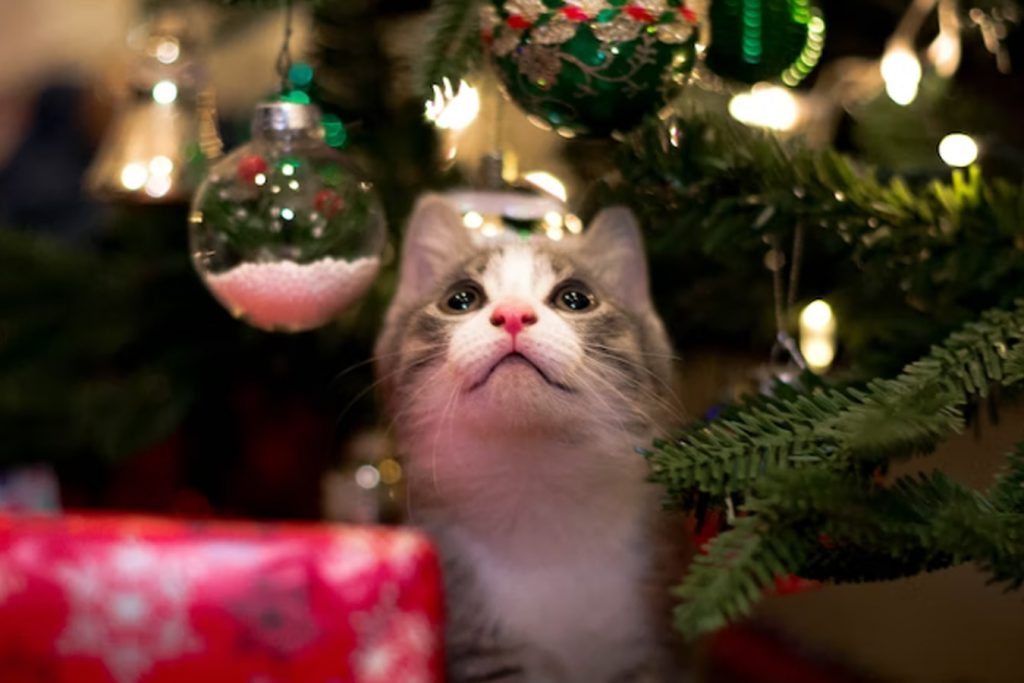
[483,0,701,136]
[190,102,386,333]
[705,0,823,85]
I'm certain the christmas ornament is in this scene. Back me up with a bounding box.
[444,185,583,243]
[482,0,701,136]
[189,102,386,333]
[705,0,822,85]
[86,12,221,203]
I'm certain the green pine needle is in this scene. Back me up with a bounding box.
[418,0,483,99]
[646,301,1024,500]
[673,516,810,639]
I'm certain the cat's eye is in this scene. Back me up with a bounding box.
[442,282,485,314]
[552,282,596,312]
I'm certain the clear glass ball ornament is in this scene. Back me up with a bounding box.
[190,102,386,332]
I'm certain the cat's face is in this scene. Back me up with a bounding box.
[375,194,674,446]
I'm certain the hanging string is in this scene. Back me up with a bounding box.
[787,222,805,314]
[768,223,808,370]
[275,0,295,94]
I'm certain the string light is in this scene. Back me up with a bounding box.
[880,43,921,106]
[799,299,837,374]
[154,39,180,65]
[938,133,979,167]
[523,171,568,202]
[728,84,802,131]
[120,163,148,191]
[781,10,826,87]
[565,214,584,235]
[144,174,172,198]
[149,156,174,177]
[151,80,179,105]
[354,464,381,490]
[424,78,481,131]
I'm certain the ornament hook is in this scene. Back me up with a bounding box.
[275,0,295,94]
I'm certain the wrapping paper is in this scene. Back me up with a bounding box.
[0,514,444,683]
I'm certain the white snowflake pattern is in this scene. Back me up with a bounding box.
[0,559,25,606]
[351,610,436,683]
[55,539,204,683]
[383,531,432,579]
[320,530,432,604]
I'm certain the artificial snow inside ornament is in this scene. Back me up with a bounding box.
[483,0,701,136]
[190,102,386,332]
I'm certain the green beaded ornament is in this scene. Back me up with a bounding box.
[706,0,822,85]
[484,0,700,136]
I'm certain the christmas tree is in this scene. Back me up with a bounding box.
[2,0,1024,676]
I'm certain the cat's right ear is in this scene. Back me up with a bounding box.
[395,193,472,303]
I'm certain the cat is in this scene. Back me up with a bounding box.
[375,193,683,683]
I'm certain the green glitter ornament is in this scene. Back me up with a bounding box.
[706,0,823,85]
[483,0,701,136]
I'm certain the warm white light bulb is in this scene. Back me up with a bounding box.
[728,84,801,131]
[800,299,834,332]
[144,174,172,198]
[928,32,961,78]
[152,80,179,104]
[565,214,584,235]
[880,45,921,106]
[148,155,174,177]
[424,78,481,131]
[799,299,837,374]
[543,211,564,231]
[120,163,148,190]
[938,133,979,167]
[463,211,484,229]
[354,464,381,490]
[523,171,567,202]
[155,39,181,65]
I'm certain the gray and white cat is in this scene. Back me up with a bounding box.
[375,194,682,683]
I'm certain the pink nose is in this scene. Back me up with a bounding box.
[490,302,538,335]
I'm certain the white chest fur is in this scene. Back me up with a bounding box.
[411,432,662,682]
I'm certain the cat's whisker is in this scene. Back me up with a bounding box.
[589,342,684,401]
[573,362,676,438]
[333,348,449,428]
[584,341,685,364]
[583,345,689,423]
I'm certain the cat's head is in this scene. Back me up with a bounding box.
[375,193,675,445]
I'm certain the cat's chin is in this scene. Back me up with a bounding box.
[467,352,571,394]
[453,366,580,433]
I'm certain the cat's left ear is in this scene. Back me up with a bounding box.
[394,193,473,303]
[582,207,652,308]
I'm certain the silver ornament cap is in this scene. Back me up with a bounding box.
[251,101,324,139]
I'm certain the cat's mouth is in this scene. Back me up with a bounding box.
[468,352,572,393]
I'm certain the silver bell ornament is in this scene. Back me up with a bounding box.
[86,12,221,203]
[440,154,584,245]
[189,102,387,333]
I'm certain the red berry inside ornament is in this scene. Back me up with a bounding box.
[237,154,268,184]
[315,189,345,218]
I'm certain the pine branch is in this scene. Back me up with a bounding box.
[619,114,1024,370]
[645,302,1024,500]
[673,516,811,639]
[675,452,1024,637]
[418,0,483,98]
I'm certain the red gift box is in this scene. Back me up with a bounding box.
[0,514,444,683]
